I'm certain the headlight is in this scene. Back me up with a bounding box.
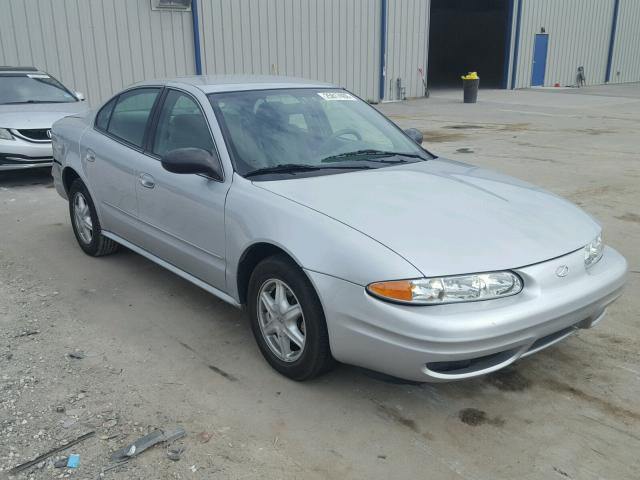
[584,233,603,268]
[0,128,14,140]
[367,271,523,305]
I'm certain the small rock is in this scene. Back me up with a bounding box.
[62,418,77,429]
[102,419,118,429]
[55,406,66,413]
[196,431,212,443]
[167,446,184,462]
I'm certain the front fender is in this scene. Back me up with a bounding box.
[224,175,422,301]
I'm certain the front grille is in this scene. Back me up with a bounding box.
[16,129,51,142]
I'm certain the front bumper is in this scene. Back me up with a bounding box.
[307,246,627,382]
[0,137,53,171]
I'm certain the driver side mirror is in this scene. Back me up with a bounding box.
[161,148,223,180]
[75,91,85,101]
[404,128,423,145]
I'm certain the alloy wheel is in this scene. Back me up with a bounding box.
[257,278,306,362]
[72,192,93,244]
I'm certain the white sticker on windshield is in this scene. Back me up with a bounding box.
[27,74,50,79]
[317,91,356,101]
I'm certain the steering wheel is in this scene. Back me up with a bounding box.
[330,128,362,141]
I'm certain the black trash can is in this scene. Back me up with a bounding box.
[463,78,480,103]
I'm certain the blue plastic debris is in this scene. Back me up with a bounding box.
[67,454,80,468]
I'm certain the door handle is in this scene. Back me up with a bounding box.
[86,150,95,162]
[139,173,155,189]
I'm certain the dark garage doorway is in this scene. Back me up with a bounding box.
[428,0,512,88]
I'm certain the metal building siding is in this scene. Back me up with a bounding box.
[609,0,640,84]
[513,0,615,88]
[197,0,382,102]
[384,0,430,100]
[0,0,195,105]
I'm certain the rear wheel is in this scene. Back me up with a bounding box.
[247,255,335,380]
[69,179,119,257]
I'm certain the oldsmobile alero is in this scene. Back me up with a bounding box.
[51,76,627,382]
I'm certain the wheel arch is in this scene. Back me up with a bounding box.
[62,166,81,195]
[236,242,304,306]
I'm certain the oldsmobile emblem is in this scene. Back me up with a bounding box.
[555,265,569,277]
[46,129,52,139]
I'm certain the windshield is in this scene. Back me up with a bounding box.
[0,73,78,104]
[209,88,430,178]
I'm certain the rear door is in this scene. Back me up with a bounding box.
[84,87,161,240]
[134,88,230,291]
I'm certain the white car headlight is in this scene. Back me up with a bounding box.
[0,128,14,140]
[584,233,603,268]
[367,271,523,305]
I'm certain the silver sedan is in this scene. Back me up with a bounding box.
[51,76,627,382]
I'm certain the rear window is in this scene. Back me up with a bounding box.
[106,88,160,148]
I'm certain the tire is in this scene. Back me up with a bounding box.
[69,179,119,257]
[247,254,335,381]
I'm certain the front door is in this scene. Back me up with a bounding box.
[134,89,230,291]
[531,33,549,87]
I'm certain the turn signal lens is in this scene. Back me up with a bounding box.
[367,272,522,305]
[367,280,414,302]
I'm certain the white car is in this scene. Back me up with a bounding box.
[0,66,88,171]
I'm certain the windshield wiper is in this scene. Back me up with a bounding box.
[244,163,373,178]
[321,149,427,163]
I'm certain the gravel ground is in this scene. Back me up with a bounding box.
[1,84,639,479]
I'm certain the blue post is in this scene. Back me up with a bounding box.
[605,0,620,83]
[378,0,387,102]
[501,0,515,89]
[510,0,523,89]
[191,0,203,75]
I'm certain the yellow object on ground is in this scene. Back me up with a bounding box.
[461,72,480,80]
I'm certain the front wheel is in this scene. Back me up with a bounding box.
[247,255,335,380]
[69,179,119,257]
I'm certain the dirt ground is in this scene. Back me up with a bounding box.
[1,84,639,480]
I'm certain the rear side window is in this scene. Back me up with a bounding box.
[107,88,160,147]
[95,97,116,131]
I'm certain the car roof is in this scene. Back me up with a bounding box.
[132,74,337,93]
[0,66,41,73]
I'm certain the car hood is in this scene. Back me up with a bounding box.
[255,159,600,277]
[0,102,89,129]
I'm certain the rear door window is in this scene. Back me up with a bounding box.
[107,88,160,148]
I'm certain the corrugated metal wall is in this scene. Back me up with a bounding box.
[0,0,431,104]
[0,0,195,106]
[512,0,615,88]
[608,0,640,84]
[197,0,430,102]
[197,0,382,101]
[384,0,430,100]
